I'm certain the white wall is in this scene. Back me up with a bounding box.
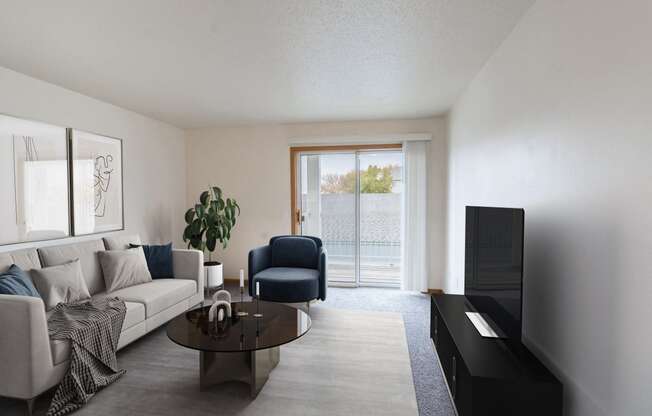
[0,66,187,252]
[186,117,447,289]
[446,1,652,415]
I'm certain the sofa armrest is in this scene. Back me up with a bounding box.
[248,245,272,296]
[318,247,327,301]
[0,294,54,399]
[173,249,204,295]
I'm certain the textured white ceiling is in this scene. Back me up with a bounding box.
[0,0,533,128]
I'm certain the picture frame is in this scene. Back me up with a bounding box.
[70,129,124,236]
[0,113,71,245]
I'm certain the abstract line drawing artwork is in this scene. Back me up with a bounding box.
[0,114,70,245]
[71,129,123,235]
[94,154,114,217]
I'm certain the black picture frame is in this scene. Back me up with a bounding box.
[69,128,125,236]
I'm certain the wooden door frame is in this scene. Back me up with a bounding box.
[289,143,403,234]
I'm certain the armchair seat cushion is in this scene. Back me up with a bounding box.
[253,267,319,303]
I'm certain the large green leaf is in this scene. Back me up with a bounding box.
[184,209,195,225]
[195,204,205,219]
[206,214,216,229]
[191,218,202,234]
[200,191,210,207]
[206,236,217,252]
[204,227,216,250]
[189,236,201,250]
[183,225,193,242]
[212,186,222,200]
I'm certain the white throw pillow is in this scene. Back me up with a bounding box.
[31,259,91,310]
[98,248,152,292]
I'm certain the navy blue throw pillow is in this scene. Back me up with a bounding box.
[129,243,174,279]
[0,264,41,298]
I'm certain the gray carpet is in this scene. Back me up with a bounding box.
[317,287,455,416]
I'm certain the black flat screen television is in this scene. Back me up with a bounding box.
[465,206,524,339]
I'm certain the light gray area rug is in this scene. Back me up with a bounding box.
[0,307,418,416]
[318,288,455,416]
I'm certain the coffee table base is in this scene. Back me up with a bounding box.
[200,347,280,398]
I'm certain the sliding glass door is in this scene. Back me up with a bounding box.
[299,152,357,285]
[358,151,403,286]
[295,147,403,288]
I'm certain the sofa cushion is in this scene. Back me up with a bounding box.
[130,243,174,279]
[0,248,41,274]
[253,267,319,303]
[98,248,152,292]
[103,234,142,251]
[104,279,196,318]
[271,237,318,269]
[38,240,106,295]
[31,259,92,310]
[0,264,41,297]
[49,300,145,365]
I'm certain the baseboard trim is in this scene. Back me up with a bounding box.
[224,279,443,294]
[224,277,248,285]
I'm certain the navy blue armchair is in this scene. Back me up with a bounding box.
[248,235,327,303]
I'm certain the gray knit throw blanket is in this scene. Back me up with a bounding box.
[46,297,127,416]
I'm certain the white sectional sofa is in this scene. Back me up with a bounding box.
[0,234,204,412]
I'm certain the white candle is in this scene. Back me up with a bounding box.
[256,281,260,297]
[239,269,244,288]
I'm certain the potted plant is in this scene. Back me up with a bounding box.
[183,186,240,292]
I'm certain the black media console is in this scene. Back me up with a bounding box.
[431,294,563,416]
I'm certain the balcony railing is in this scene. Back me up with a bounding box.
[324,240,401,287]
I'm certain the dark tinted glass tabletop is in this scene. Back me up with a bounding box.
[166,301,311,352]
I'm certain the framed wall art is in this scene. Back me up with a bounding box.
[70,129,124,235]
[0,114,70,245]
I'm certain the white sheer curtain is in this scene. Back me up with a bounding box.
[401,140,428,292]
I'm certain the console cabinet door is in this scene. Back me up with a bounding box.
[453,352,472,416]
[431,300,438,345]
[432,305,455,393]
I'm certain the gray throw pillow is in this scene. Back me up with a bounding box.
[31,259,91,310]
[98,248,152,292]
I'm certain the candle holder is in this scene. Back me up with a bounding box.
[253,295,263,318]
[236,286,249,317]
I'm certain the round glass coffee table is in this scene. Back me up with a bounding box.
[167,301,311,397]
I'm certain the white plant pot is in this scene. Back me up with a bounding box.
[205,261,223,290]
